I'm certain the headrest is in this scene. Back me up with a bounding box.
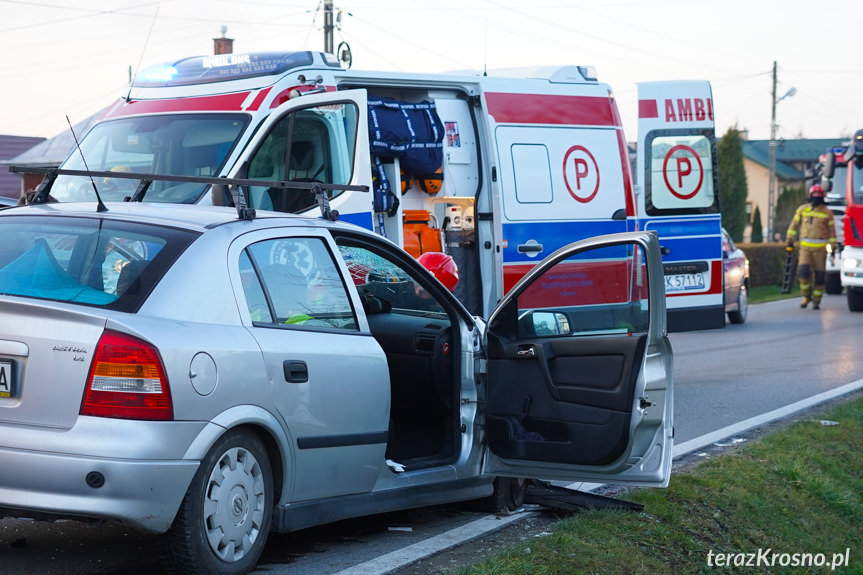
[290,142,314,171]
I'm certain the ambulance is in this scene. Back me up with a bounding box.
[635,81,724,331]
[42,50,638,318]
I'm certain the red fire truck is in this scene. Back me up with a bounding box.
[822,129,863,311]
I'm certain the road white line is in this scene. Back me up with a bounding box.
[330,511,530,575]
[672,377,863,459]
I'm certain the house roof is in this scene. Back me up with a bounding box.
[0,135,47,199]
[742,138,848,181]
[1,109,106,169]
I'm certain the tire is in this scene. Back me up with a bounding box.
[848,287,863,312]
[825,272,842,295]
[161,429,274,575]
[475,477,528,513]
[727,284,748,324]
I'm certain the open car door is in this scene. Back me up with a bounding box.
[482,231,673,486]
[230,88,373,227]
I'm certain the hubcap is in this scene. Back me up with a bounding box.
[204,446,266,562]
[738,286,748,320]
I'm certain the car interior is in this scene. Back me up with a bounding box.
[336,239,461,472]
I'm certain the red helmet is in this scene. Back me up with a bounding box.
[418,251,459,292]
[809,184,825,198]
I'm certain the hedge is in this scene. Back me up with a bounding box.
[737,242,789,287]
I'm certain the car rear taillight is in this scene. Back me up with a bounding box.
[81,331,173,421]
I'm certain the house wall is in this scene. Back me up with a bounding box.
[743,159,767,242]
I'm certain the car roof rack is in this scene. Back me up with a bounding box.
[8,166,367,222]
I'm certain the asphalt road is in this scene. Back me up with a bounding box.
[1,294,861,575]
[670,293,863,442]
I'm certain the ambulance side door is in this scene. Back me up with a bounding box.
[491,111,631,296]
[482,231,673,486]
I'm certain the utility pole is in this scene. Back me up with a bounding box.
[767,60,778,242]
[324,0,334,54]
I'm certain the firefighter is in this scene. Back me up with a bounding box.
[785,184,837,309]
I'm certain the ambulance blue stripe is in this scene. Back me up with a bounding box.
[642,216,722,261]
[502,219,633,263]
[339,211,374,230]
[657,236,722,261]
[643,217,721,237]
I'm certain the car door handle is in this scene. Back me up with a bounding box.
[283,360,308,383]
[517,345,536,358]
[517,243,543,254]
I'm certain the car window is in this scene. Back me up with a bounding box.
[336,243,448,320]
[241,237,358,331]
[246,101,359,213]
[0,215,196,312]
[514,243,649,337]
[722,230,736,254]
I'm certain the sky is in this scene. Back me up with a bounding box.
[1,0,862,144]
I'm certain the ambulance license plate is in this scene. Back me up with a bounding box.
[0,359,13,398]
[664,273,706,292]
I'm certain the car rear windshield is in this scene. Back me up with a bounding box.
[0,215,198,312]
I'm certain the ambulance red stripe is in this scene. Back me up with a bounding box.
[102,92,252,119]
[665,260,723,297]
[504,259,722,298]
[609,99,637,217]
[247,87,272,111]
[638,99,659,119]
[485,93,618,126]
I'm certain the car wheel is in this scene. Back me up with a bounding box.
[161,429,274,575]
[825,272,842,295]
[727,284,748,324]
[475,477,528,513]
[848,287,863,312]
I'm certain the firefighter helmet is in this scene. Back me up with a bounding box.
[809,183,825,198]
[418,251,459,292]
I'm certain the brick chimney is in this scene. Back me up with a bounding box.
[214,26,234,55]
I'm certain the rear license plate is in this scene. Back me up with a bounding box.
[0,359,13,398]
[664,272,706,292]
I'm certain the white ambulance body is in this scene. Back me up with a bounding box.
[636,81,723,331]
[49,51,637,317]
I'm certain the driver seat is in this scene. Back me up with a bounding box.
[268,141,321,213]
[287,141,320,181]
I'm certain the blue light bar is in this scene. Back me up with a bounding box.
[132,52,316,88]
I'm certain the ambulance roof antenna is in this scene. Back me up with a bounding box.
[67,115,108,213]
[482,18,488,76]
[126,7,159,102]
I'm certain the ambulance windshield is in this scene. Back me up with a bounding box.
[51,113,250,204]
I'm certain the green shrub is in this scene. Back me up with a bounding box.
[738,242,788,287]
[750,206,764,243]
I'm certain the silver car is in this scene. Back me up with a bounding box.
[0,202,673,575]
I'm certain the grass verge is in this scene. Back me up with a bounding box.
[459,395,863,575]
[748,283,800,304]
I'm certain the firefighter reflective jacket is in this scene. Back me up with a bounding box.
[786,203,837,249]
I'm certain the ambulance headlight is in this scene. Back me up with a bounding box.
[843,257,862,269]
